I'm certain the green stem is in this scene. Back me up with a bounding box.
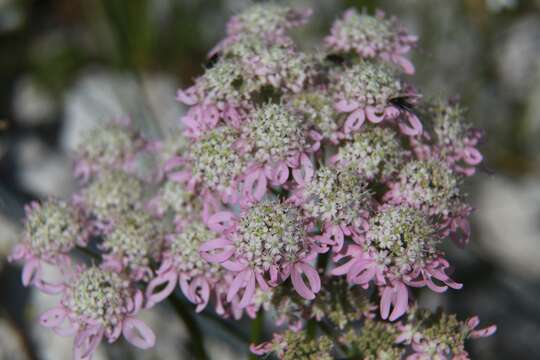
[248,311,264,360]
[168,296,209,360]
[317,321,349,356]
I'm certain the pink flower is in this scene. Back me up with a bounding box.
[146,222,227,313]
[410,100,484,176]
[331,205,461,321]
[9,200,88,294]
[39,265,155,359]
[73,117,145,182]
[200,200,322,307]
[325,9,417,74]
[330,61,422,136]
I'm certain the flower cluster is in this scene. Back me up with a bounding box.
[10,4,494,359]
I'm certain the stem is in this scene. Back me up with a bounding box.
[168,296,209,360]
[248,311,264,360]
[317,321,349,356]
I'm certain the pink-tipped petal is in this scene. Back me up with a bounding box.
[292,154,314,185]
[273,162,289,185]
[399,113,423,136]
[463,147,483,165]
[199,238,235,263]
[366,106,385,123]
[291,262,320,300]
[123,317,156,350]
[470,325,497,338]
[344,109,365,133]
[389,283,408,321]
[380,286,393,320]
[22,259,40,287]
[396,56,415,75]
[176,89,198,106]
[244,169,267,201]
[146,271,178,308]
[207,212,234,232]
[191,277,210,312]
[238,270,256,309]
[335,99,360,113]
[40,307,66,329]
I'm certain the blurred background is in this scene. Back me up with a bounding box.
[1,0,540,359]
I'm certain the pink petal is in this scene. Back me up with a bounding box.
[255,272,271,292]
[380,286,393,320]
[123,317,156,350]
[389,282,408,321]
[199,238,235,263]
[344,109,365,133]
[399,112,423,136]
[176,89,198,105]
[167,170,192,183]
[145,271,178,308]
[366,106,385,123]
[335,99,360,113]
[222,260,248,272]
[179,274,194,303]
[396,56,415,75]
[463,147,483,165]
[227,270,248,303]
[273,162,289,185]
[34,280,64,295]
[244,169,267,201]
[291,262,320,300]
[347,260,375,285]
[40,307,66,329]
[239,270,256,308]
[22,259,40,287]
[75,326,103,359]
[470,325,497,338]
[331,257,356,276]
[292,154,314,185]
[207,212,234,232]
[191,277,210,313]
[466,316,480,330]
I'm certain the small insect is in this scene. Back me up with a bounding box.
[325,53,345,65]
[205,53,220,69]
[389,95,417,113]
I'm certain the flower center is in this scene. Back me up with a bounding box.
[191,126,246,192]
[236,201,308,270]
[26,201,80,257]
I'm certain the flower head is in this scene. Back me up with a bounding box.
[101,210,164,281]
[247,103,308,163]
[10,200,88,292]
[326,9,417,73]
[39,266,155,359]
[227,4,311,37]
[189,126,246,198]
[291,90,341,142]
[146,221,225,312]
[80,170,143,223]
[201,200,321,306]
[385,160,463,217]
[331,61,422,135]
[302,166,370,226]
[74,118,143,181]
[333,126,404,180]
[251,330,333,360]
[399,309,497,359]
[413,99,484,176]
[343,319,404,359]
